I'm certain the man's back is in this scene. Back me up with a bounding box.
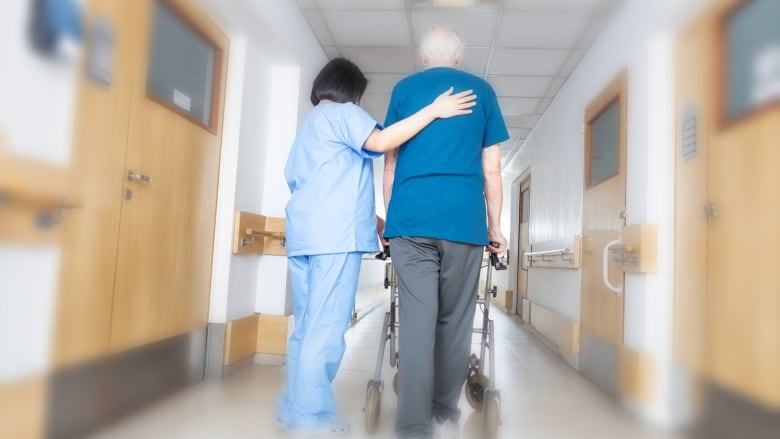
[383,67,508,246]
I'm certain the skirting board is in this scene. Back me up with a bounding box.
[0,376,45,439]
[257,315,289,355]
[224,315,259,366]
[47,330,204,439]
[619,344,656,406]
[529,302,580,357]
[223,314,289,367]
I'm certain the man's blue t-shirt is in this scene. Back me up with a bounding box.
[284,102,381,257]
[384,67,509,246]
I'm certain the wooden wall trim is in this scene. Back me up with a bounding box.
[0,150,77,245]
[619,345,656,406]
[529,302,580,357]
[0,376,45,439]
[257,314,289,355]
[223,315,259,366]
[223,314,289,366]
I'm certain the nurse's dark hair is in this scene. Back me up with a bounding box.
[310,57,368,106]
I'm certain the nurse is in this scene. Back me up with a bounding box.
[277,57,477,437]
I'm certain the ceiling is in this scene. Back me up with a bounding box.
[294,0,620,164]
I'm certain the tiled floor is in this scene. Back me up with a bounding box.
[91,286,674,439]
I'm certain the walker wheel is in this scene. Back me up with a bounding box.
[393,371,399,395]
[364,380,383,433]
[483,390,500,439]
[464,373,489,412]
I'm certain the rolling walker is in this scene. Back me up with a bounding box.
[364,245,507,438]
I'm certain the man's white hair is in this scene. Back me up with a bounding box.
[419,26,464,66]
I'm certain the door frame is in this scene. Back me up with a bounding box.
[509,169,531,315]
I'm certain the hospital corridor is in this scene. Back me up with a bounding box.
[1,0,779,438]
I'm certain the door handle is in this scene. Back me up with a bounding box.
[602,240,623,295]
[126,170,152,183]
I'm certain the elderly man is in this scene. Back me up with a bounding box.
[382,26,509,439]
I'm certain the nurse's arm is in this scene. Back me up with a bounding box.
[383,149,397,215]
[363,87,476,153]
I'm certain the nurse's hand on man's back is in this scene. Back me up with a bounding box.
[429,87,477,118]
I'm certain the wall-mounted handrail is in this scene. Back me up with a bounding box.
[232,211,286,254]
[242,228,285,247]
[525,248,572,258]
[523,236,581,269]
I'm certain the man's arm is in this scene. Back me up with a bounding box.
[381,150,398,246]
[482,144,507,253]
[363,88,475,153]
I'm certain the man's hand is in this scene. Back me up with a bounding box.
[487,232,507,254]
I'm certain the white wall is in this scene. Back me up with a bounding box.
[0,1,80,383]
[208,37,248,324]
[501,0,713,424]
[0,1,79,166]
[200,0,327,322]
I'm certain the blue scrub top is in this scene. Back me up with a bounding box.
[284,102,382,257]
[384,67,509,246]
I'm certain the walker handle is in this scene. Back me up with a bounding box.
[488,242,507,271]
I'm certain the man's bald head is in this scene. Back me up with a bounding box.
[419,26,464,68]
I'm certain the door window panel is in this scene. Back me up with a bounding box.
[725,0,780,121]
[146,1,218,128]
[587,100,620,188]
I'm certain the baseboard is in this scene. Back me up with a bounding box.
[695,383,780,439]
[619,345,656,406]
[529,302,579,357]
[47,330,206,439]
[224,315,259,366]
[221,314,289,369]
[0,375,46,439]
[257,314,289,355]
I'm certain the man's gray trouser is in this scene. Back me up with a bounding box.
[391,236,483,438]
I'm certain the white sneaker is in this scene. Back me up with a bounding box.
[433,419,460,439]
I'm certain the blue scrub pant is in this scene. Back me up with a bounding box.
[277,252,362,429]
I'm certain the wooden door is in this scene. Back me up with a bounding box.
[675,0,780,410]
[579,72,627,392]
[516,179,530,305]
[708,108,780,408]
[54,0,143,366]
[109,0,228,351]
[706,0,780,407]
[673,9,715,379]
